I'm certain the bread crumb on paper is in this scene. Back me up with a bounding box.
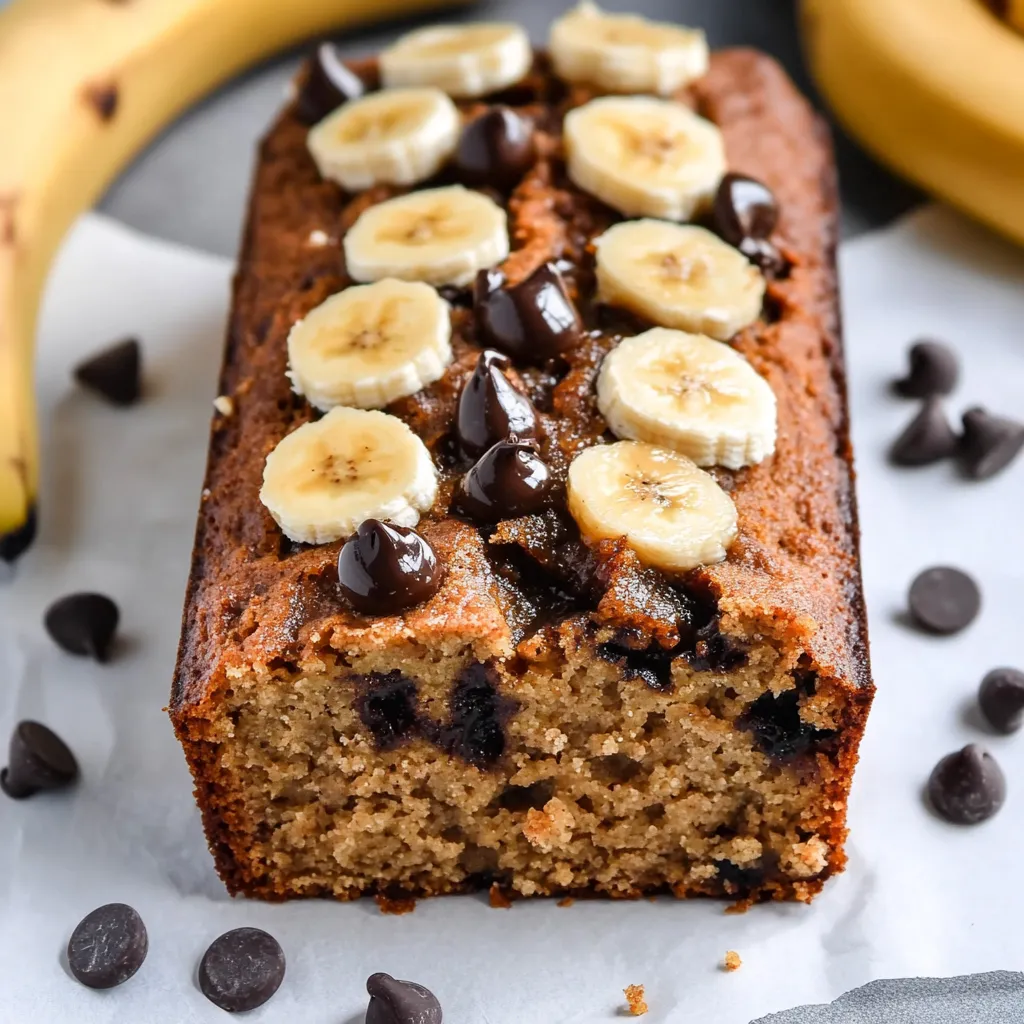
[723,950,742,972]
[213,395,234,417]
[623,984,648,1016]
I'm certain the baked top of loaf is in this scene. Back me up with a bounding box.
[172,48,869,716]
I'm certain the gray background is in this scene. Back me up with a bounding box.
[98,0,922,258]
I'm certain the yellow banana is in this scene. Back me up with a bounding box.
[801,0,1024,246]
[0,0,467,562]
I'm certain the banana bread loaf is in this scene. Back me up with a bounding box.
[172,6,873,905]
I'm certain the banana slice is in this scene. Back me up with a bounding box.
[380,23,532,98]
[260,407,437,544]
[595,220,765,341]
[567,441,737,572]
[307,87,459,191]
[596,328,777,470]
[344,185,509,287]
[549,2,709,95]
[287,279,452,411]
[564,96,725,221]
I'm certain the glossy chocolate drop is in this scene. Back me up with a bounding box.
[366,972,443,1024]
[456,350,538,459]
[475,263,582,363]
[296,42,365,124]
[455,107,536,190]
[459,438,552,522]
[711,173,780,247]
[338,520,443,616]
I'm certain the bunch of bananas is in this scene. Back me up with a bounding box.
[0,0,466,563]
[801,0,1024,246]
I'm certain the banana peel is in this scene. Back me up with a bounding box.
[801,0,1024,248]
[0,0,469,562]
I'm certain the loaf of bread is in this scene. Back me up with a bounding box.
[172,12,873,905]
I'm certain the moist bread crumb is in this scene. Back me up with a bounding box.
[724,950,742,972]
[624,984,648,1016]
[171,48,873,905]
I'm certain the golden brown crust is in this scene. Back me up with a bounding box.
[171,48,874,904]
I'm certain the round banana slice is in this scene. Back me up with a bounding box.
[260,407,437,544]
[595,220,765,341]
[564,96,725,221]
[287,279,452,411]
[550,2,709,95]
[344,185,509,287]
[596,328,777,470]
[307,87,459,191]
[567,441,737,572]
[380,23,532,98]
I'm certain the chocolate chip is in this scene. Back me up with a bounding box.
[455,350,538,459]
[738,672,834,761]
[442,663,512,767]
[475,263,583,362]
[714,859,766,894]
[889,398,959,466]
[960,406,1024,480]
[296,42,365,124]
[67,903,148,989]
[711,173,779,246]
[459,438,552,522]
[73,338,141,406]
[366,972,442,1024]
[198,927,286,1013]
[907,566,981,634]
[355,671,420,750]
[978,667,1024,734]
[927,744,1005,824]
[1,721,78,799]
[338,520,442,616]
[893,340,958,398]
[739,236,788,279]
[454,106,535,190]
[44,592,120,660]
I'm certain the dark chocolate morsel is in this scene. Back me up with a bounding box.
[1,720,79,799]
[44,592,120,660]
[459,438,552,522]
[456,350,538,459]
[893,340,959,398]
[199,927,286,1013]
[907,566,980,635]
[296,42,365,124]
[711,173,780,247]
[889,398,959,466]
[474,263,583,362]
[73,338,141,406]
[366,972,443,1024]
[960,406,1024,480]
[338,520,442,616]
[454,106,535,190]
[67,903,148,989]
[927,744,1005,825]
[978,667,1024,734]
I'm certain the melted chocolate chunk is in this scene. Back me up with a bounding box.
[712,173,779,245]
[455,106,536,190]
[688,617,749,672]
[455,350,538,459]
[459,438,553,522]
[1,720,79,799]
[441,663,514,768]
[714,858,766,893]
[354,671,420,750]
[498,778,556,812]
[738,672,835,760]
[474,263,583,362]
[978,667,1024,734]
[598,642,673,691]
[337,520,442,616]
[296,42,365,124]
[366,973,443,1024]
[893,339,959,398]
[67,903,148,990]
[889,398,959,466]
[927,744,1006,825]
[960,406,1024,480]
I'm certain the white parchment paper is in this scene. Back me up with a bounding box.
[1,206,1023,1023]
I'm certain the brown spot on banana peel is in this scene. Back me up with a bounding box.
[82,80,119,122]
[0,194,17,245]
